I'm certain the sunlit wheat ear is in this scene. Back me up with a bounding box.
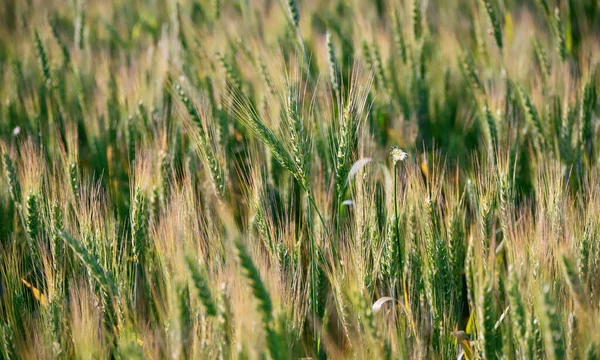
[229,91,298,182]
[58,230,118,296]
[479,0,503,50]
[326,31,340,99]
[286,86,309,188]
[177,84,226,197]
[74,0,86,49]
[552,7,566,61]
[335,101,354,199]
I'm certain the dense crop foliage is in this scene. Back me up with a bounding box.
[1,0,600,358]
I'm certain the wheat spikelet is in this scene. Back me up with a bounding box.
[185,255,217,317]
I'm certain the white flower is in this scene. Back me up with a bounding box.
[390,146,407,165]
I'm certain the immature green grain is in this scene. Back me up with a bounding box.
[217,285,233,359]
[480,279,501,359]
[202,143,226,197]
[553,7,566,61]
[178,283,193,359]
[68,162,80,200]
[326,31,341,100]
[75,0,86,49]
[0,323,15,360]
[381,213,398,285]
[480,0,503,49]
[50,202,63,275]
[535,0,551,16]
[585,343,598,360]
[213,0,221,20]
[448,205,465,306]
[126,115,136,163]
[235,239,282,360]
[517,85,545,147]
[335,101,355,199]
[371,42,387,93]
[460,52,485,98]
[26,191,40,240]
[391,10,408,64]
[508,271,527,338]
[412,0,422,40]
[236,239,272,324]
[137,101,149,128]
[252,196,273,255]
[34,30,52,87]
[539,284,566,360]
[217,53,242,92]
[59,230,118,296]
[560,254,589,310]
[579,223,592,282]
[286,0,300,29]
[286,88,309,187]
[49,17,71,67]
[533,38,550,86]
[361,41,374,73]
[235,103,297,182]
[480,105,498,155]
[176,84,226,196]
[2,153,21,204]
[131,187,149,263]
[258,57,276,96]
[185,255,217,316]
[580,72,596,162]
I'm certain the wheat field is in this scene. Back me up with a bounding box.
[0,0,599,358]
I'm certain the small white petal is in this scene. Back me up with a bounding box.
[341,200,354,206]
[347,157,373,183]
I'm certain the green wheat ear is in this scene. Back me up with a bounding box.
[235,238,272,325]
[131,187,149,264]
[539,284,566,360]
[235,238,283,360]
[326,31,341,100]
[58,230,118,296]
[185,255,217,316]
[412,0,423,41]
[560,254,589,311]
[2,153,21,204]
[480,0,503,50]
[25,191,40,240]
[286,0,300,29]
[34,30,52,87]
[286,87,309,188]
[391,10,407,64]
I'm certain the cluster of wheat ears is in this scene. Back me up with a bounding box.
[0,0,599,358]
